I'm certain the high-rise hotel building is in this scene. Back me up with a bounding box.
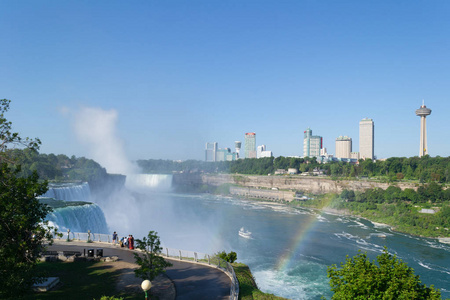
[205,142,218,162]
[303,128,322,157]
[335,136,352,159]
[359,118,374,160]
[245,132,257,158]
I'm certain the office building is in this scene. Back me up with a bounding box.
[257,145,266,158]
[335,136,352,159]
[216,148,237,161]
[415,102,432,157]
[303,128,322,157]
[235,141,242,158]
[205,142,218,162]
[257,145,273,158]
[350,152,360,160]
[245,133,257,158]
[359,118,374,160]
[260,150,273,158]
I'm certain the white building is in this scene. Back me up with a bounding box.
[257,145,266,158]
[359,118,374,160]
[260,150,273,158]
[335,136,352,159]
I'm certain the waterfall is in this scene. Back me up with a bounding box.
[125,174,173,192]
[46,203,109,234]
[42,182,91,202]
[41,182,109,234]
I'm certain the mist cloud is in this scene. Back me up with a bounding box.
[72,106,139,175]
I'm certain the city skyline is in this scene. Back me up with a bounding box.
[1,1,450,166]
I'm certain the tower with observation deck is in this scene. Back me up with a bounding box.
[415,102,432,157]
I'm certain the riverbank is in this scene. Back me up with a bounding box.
[214,189,449,241]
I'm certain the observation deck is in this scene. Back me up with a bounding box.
[416,105,432,117]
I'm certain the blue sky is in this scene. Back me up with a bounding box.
[1,1,449,163]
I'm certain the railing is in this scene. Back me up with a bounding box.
[55,230,112,243]
[162,247,239,300]
[52,230,239,300]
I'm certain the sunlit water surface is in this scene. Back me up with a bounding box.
[124,192,450,300]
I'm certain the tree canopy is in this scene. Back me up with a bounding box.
[133,231,172,281]
[0,99,53,298]
[327,248,441,299]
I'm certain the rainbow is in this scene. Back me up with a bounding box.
[276,197,335,272]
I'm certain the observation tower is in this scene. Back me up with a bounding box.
[415,102,432,157]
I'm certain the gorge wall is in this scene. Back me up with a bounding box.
[173,173,418,195]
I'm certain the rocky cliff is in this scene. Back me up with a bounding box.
[173,173,418,194]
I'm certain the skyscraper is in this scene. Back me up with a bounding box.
[335,136,352,159]
[245,133,256,158]
[205,142,218,162]
[303,128,322,157]
[235,141,242,158]
[415,102,432,157]
[359,118,374,160]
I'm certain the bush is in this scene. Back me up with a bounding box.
[216,251,237,263]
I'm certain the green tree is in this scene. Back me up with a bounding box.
[327,248,441,299]
[134,231,173,281]
[217,251,238,263]
[0,99,53,298]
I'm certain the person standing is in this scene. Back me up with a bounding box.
[129,235,134,250]
[112,231,118,244]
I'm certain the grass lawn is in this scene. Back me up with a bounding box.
[232,263,288,300]
[24,261,142,300]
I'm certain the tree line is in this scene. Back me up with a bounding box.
[138,155,450,184]
[6,148,109,183]
[331,185,450,237]
[12,153,450,185]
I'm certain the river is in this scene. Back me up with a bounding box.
[121,192,450,299]
[45,178,450,299]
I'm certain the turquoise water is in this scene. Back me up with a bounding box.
[134,193,450,299]
[48,180,449,299]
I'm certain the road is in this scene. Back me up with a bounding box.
[48,240,231,300]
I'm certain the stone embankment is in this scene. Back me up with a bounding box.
[173,173,418,195]
[230,186,295,202]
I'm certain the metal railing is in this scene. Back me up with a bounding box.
[52,230,239,300]
[55,230,112,243]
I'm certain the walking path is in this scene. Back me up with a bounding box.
[47,240,231,300]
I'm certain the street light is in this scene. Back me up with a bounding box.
[141,279,151,300]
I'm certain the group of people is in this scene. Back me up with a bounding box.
[112,231,135,250]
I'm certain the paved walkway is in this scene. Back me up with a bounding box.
[47,240,230,300]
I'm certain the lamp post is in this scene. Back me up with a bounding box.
[141,280,152,300]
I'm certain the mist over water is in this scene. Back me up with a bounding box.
[72,106,139,175]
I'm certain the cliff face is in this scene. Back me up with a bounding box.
[173,173,418,194]
[89,173,126,199]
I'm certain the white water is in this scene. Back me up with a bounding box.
[43,182,108,233]
[43,175,173,236]
[46,203,109,234]
[42,182,91,202]
[125,174,173,192]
